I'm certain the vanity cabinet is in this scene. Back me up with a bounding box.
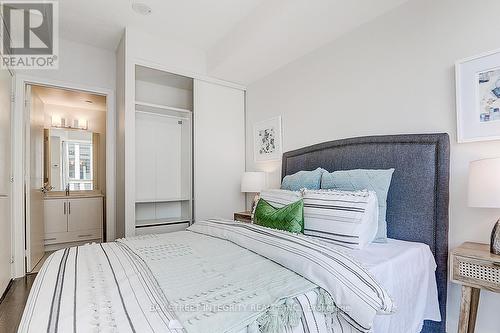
[44,196,103,248]
[44,199,67,234]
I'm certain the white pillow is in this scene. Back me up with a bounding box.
[259,189,302,207]
[302,189,379,249]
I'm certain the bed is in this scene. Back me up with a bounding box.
[19,133,450,333]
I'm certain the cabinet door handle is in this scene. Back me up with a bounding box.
[78,234,93,238]
[63,202,66,215]
[68,202,71,215]
[44,238,57,241]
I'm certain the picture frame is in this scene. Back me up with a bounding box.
[253,116,282,162]
[456,49,500,143]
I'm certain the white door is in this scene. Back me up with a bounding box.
[0,65,12,294]
[26,85,45,272]
[193,80,245,221]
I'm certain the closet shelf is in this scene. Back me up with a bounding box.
[135,217,191,228]
[135,101,192,115]
[135,198,191,204]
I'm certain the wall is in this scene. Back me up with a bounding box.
[126,28,207,75]
[19,38,116,90]
[245,0,500,331]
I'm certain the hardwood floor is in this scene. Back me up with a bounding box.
[0,274,36,333]
[31,251,54,274]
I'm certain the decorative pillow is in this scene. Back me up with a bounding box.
[303,189,379,249]
[259,189,302,207]
[321,169,395,243]
[281,168,326,191]
[254,198,304,233]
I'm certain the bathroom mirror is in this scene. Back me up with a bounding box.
[44,128,99,192]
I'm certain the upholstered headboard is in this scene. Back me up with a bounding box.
[281,133,450,333]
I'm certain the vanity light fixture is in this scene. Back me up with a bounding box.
[51,115,62,127]
[72,119,89,130]
[51,115,88,130]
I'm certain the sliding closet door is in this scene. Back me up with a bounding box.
[194,80,245,221]
[0,65,11,294]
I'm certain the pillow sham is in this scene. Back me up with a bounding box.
[280,168,325,191]
[254,198,304,233]
[320,169,394,243]
[302,189,379,249]
[259,189,302,207]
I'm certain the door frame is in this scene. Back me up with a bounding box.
[11,75,116,278]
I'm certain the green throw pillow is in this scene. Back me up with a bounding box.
[254,198,304,234]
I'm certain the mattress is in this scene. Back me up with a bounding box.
[344,239,441,333]
[19,220,438,333]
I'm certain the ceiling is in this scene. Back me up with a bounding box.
[31,85,107,112]
[59,0,409,85]
[59,0,265,51]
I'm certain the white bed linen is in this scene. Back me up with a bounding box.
[19,222,439,333]
[343,239,441,333]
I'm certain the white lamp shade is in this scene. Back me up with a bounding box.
[241,172,266,193]
[468,158,500,208]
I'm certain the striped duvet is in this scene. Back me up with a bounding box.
[19,219,394,333]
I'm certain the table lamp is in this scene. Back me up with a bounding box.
[468,158,500,255]
[241,172,266,212]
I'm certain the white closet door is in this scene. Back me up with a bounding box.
[135,112,156,201]
[0,65,10,294]
[194,80,245,221]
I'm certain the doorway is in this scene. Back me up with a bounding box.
[25,84,107,273]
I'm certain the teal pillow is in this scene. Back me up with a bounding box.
[281,168,325,191]
[321,169,395,242]
[254,198,304,233]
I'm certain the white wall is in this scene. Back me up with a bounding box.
[19,38,116,90]
[245,0,500,331]
[127,28,206,75]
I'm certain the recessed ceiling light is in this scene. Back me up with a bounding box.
[132,2,152,16]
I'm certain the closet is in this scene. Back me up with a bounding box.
[134,66,193,235]
[116,33,246,238]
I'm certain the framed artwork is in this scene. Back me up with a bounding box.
[253,116,282,161]
[456,49,500,142]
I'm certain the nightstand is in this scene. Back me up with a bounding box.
[451,242,500,333]
[234,211,252,223]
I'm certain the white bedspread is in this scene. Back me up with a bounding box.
[345,239,441,333]
[19,220,438,333]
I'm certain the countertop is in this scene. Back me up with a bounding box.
[44,192,104,199]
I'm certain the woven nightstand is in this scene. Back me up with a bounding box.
[451,242,500,333]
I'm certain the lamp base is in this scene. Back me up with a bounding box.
[491,219,500,255]
[250,193,261,220]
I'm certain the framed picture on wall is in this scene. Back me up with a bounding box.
[253,116,282,161]
[456,49,500,142]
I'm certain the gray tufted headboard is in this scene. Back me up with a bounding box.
[281,133,450,333]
